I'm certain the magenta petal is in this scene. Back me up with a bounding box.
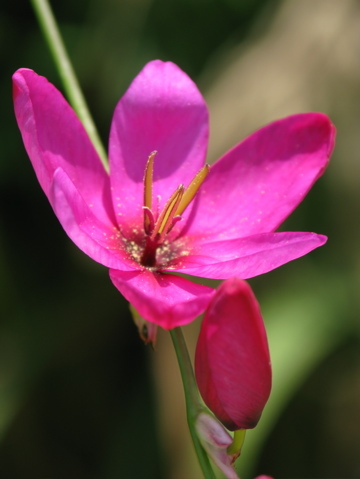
[109,269,214,329]
[12,69,115,227]
[109,60,209,228]
[195,278,271,431]
[177,231,327,279]
[186,113,335,239]
[51,168,136,270]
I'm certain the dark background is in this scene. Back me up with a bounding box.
[1,0,360,478]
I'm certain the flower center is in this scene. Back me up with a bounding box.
[140,151,209,267]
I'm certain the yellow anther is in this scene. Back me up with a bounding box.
[142,151,209,244]
[175,164,210,216]
[153,185,184,239]
[143,151,157,231]
[144,150,157,209]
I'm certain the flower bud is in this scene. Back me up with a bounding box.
[195,278,271,431]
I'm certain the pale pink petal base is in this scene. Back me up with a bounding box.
[196,413,239,479]
[109,269,214,329]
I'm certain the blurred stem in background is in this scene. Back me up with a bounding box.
[30,0,109,171]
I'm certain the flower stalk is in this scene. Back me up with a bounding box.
[227,429,246,457]
[170,327,216,479]
[30,0,109,171]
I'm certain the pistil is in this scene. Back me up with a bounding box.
[140,235,158,267]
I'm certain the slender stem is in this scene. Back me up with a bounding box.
[227,429,246,456]
[30,0,109,172]
[170,327,216,479]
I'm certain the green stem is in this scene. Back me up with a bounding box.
[30,0,109,172]
[227,429,246,456]
[170,327,216,479]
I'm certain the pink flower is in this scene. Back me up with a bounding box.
[13,60,335,329]
[195,278,271,431]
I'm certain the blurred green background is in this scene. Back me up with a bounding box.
[1,0,360,478]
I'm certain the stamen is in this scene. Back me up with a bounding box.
[143,151,157,232]
[175,164,210,216]
[152,185,184,242]
[143,207,155,235]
